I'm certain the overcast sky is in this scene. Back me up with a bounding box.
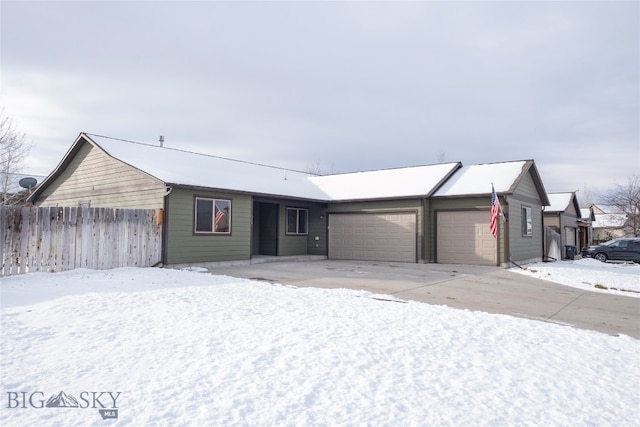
[1,1,638,202]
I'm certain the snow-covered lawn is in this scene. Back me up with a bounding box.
[1,266,638,426]
[510,258,640,297]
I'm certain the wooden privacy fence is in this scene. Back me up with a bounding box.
[1,206,163,276]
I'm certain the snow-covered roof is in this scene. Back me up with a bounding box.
[309,163,461,201]
[592,204,624,215]
[82,134,460,202]
[32,134,549,204]
[433,160,530,197]
[87,134,328,200]
[593,213,627,229]
[580,208,594,221]
[546,192,574,213]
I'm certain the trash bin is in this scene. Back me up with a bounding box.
[564,245,577,260]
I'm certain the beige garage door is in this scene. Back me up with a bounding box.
[328,213,417,262]
[437,211,497,265]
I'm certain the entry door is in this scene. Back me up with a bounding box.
[258,203,278,256]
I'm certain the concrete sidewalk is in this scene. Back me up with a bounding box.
[210,259,640,338]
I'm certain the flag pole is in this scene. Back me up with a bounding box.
[492,182,506,221]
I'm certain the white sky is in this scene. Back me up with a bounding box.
[1,1,638,201]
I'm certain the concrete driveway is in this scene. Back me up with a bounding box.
[210,259,640,339]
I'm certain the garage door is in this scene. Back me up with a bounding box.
[437,211,497,265]
[328,213,417,262]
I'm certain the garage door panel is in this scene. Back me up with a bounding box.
[329,213,416,262]
[437,211,496,266]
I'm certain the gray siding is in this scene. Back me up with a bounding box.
[165,188,252,264]
[36,142,166,209]
[565,201,578,217]
[327,199,424,260]
[507,172,544,263]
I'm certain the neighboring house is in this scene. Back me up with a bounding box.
[579,207,595,249]
[591,204,627,243]
[543,192,583,258]
[28,133,550,267]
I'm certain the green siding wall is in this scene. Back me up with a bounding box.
[165,188,252,264]
[278,204,308,256]
[276,203,327,256]
[307,205,328,255]
[507,172,544,263]
[507,198,543,263]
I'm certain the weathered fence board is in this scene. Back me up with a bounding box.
[0,206,163,276]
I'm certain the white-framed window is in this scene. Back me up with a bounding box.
[195,197,231,234]
[522,206,532,236]
[286,208,308,235]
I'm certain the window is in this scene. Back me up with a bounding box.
[195,197,231,234]
[610,240,628,249]
[286,208,308,235]
[522,206,532,236]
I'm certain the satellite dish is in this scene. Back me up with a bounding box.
[19,177,38,190]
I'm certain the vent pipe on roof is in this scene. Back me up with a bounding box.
[159,136,164,147]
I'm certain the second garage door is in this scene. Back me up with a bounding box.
[328,213,417,262]
[437,210,497,265]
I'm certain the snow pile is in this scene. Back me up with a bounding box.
[511,258,640,297]
[1,267,639,426]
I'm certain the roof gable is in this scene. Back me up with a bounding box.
[432,160,550,205]
[546,192,580,214]
[580,207,595,221]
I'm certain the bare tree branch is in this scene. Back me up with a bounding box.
[0,108,32,204]
[602,174,640,237]
[306,159,339,176]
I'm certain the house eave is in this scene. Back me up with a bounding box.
[166,183,329,204]
[328,194,432,204]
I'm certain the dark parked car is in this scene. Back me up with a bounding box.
[581,238,640,263]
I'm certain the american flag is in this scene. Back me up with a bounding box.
[214,209,225,230]
[490,184,501,238]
